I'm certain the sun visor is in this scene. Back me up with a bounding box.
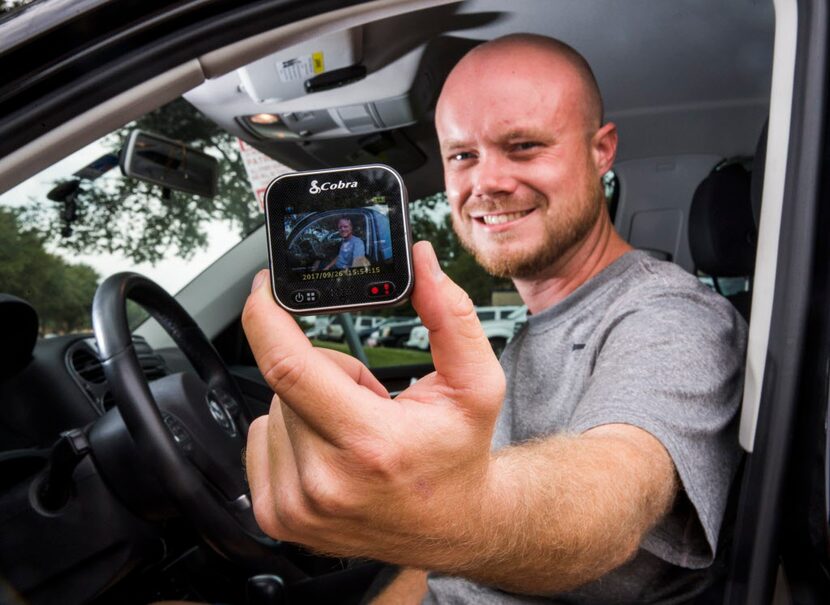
[237,29,363,103]
[0,294,39,380]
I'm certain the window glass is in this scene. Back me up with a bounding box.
[0,98,273,334]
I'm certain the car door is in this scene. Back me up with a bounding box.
[724,1,830,602]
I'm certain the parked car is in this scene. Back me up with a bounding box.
[405,306,524,353]
[365,316,421,347]
[322,314,385,342]
[302,315,331,339]
[0,1,827,604]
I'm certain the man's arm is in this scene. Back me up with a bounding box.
[354,236,366,259]
[243,242,678,595]
[469,424,677,592]
[368,428,676,597]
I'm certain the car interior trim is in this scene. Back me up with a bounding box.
[739,0,798,452]
[136,227,268,348]
[198,0,462,79]
[0,59,205,195]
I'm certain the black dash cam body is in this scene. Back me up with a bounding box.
[264,164,414,315]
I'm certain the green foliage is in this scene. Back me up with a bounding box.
[444,249,511,306]
[0,208,99,333]
[409,192,461,263]
[20,98,261,265]
[310,339,432,368]
[0,0,33,17]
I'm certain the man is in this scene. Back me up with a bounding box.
[323,216,366,270]
[242,34,746,603]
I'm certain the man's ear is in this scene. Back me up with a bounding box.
[592,122,618,176]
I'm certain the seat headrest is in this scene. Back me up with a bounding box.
[0,294,39,380]
[689,163,756,277]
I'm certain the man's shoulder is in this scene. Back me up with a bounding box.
[612,252,739,319]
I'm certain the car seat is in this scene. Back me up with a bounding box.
[688,160,757,321]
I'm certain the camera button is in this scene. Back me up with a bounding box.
[292,289,319,304]
[367,282,395,298]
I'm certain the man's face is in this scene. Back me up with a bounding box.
[338,219,353,239]
[436,48,609,278]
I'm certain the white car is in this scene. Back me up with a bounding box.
[405,306,525,355]
[322,315,386,341]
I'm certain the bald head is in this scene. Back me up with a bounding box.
[433,33,619,281]
[439,34,604,130]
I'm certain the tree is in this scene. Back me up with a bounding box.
[20,98,260,265]
[0,208,99,334]
[0,0,33,17]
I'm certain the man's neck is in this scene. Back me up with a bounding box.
[513,214,632,314]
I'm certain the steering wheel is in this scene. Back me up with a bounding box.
[91,272,297,575]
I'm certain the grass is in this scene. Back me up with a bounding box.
[310,339,433,368]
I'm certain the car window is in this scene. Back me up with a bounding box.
[0,98,273,334]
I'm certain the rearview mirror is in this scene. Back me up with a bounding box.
[120,130,218,198]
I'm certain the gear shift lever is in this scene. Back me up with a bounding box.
[246,574,285,605]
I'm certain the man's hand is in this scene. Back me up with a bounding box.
[243,241,677,594]
[243,241,506,566]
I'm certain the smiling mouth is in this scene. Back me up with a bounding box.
[476,210,533,225]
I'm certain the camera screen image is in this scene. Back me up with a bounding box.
[284,205,394,280]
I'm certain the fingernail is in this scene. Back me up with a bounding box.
[251,270,267,292]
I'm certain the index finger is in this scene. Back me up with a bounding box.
[242,271,388,444]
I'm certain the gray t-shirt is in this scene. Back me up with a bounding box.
[425,251,747,604]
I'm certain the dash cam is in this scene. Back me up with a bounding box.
[264,164,414,315]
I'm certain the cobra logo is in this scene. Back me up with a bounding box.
[309,179,359,194]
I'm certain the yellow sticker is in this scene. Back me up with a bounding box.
[312,52,325,74]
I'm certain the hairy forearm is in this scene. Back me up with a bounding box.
[421,427,678,594]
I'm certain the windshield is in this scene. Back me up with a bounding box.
[0,98,284,334]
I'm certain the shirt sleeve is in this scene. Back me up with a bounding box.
[354,236,366,259]
[567,287,747,569]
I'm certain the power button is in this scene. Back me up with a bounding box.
[291,289,320,305]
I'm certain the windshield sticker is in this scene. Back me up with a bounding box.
[277,52,325,82]
[238,139,292,210]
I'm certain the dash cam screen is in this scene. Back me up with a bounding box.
[266,164,413,313]
[284,203,394,282]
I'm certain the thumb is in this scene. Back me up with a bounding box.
[410,241,505,396]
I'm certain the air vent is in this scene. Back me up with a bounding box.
[139,355,168,381]
[133,335,168,381]
[101,390,116,410]
[70,347,106,383]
